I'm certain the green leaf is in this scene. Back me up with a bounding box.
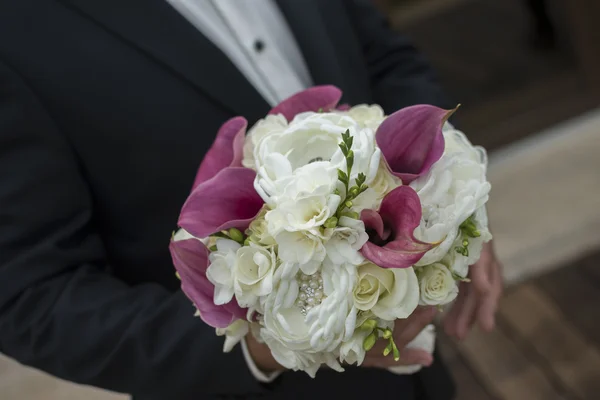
[337,169,348,183]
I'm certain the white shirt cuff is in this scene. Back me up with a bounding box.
[387,324,436,375]
[241,337,283,383]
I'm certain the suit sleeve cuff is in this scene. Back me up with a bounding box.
[241,337,282,383]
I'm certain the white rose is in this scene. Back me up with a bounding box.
[325,216,369,265]
[233,244,278,308]
[352,262,419,320]
[417,263,459,306]
[206,239,241,305]
[411,128,491,266]
[352,160,402,211]
[246,206,276,246]
[242,114,288,169]
[343,104,386,131]
[216,319,249,352]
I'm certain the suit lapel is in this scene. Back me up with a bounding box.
[58,0,270,121]
[276,0,365,106]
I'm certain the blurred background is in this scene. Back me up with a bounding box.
[1,0,599,399]
[380,0,600,399]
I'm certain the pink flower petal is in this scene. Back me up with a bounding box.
[360,209,388,241]
[376,105,456,184]
[361,186,435,268]
[179,167,264,239]
[269,85,342,121]
[170,238,245,328]
[193,117,248,188]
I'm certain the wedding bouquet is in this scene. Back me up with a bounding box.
[170,86,491,376]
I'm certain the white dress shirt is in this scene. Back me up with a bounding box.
[167,0,313,106]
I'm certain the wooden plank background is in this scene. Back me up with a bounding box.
[439,250,600,400]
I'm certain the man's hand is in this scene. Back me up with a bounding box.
[443,241,504,340]
[361,306,437,368]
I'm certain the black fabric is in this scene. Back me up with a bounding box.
[0,0,455,399]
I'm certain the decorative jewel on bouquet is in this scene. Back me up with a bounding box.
[170,85,492,377]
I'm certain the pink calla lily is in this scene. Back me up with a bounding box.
[360,186,436,268]
[170,238,245,328]
[193,117,247,189]
[376,105,456,184]
[269,85,342,121]
[179,167,264,239]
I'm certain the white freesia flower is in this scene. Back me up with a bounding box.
[266,191,340,235]
[242,114,288,169]
[447,206,493,278]
[411,127,491,266]
[233,244,277,308]
[264,162,341,232]
[216,319,249,352]
[275,231,326,275]
[353,262,419,320]
[417,262,459,306]
[325,216,369,265]
[206,239,241,305]
[339,328,370,366]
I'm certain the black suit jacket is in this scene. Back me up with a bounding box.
[0,0,455,399]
